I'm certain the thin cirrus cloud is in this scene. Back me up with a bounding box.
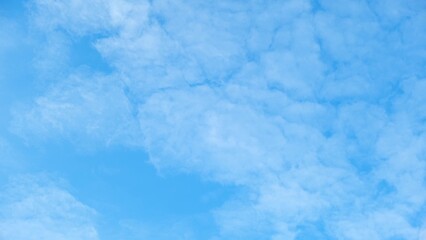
[7,0,426,239]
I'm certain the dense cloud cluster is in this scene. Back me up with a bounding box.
[10,0,426,239]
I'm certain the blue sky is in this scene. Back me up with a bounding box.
[0,0,426,239]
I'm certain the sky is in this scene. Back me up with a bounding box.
[0,0,425,239]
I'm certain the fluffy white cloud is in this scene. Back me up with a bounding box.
[12,0,426,238]
[0,174,98,240]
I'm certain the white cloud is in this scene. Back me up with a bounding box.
[30,0,111,35]
[115,218,201,240]
[11,0,426,238]
[0,174,98,240]
[11,72,142,147]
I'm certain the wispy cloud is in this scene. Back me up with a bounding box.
[0,174,98,240]
[11,72,142,147]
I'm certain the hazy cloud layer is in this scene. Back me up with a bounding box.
[12,0,426,239]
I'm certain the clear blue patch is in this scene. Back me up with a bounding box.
[69,35,113,73]
[375,179,397,197]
